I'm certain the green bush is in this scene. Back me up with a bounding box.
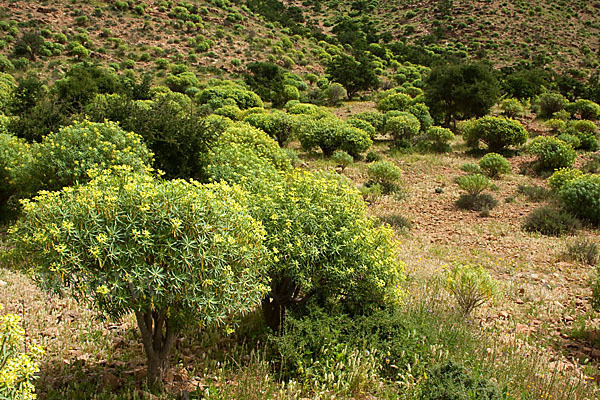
[545,118,566,133]
[570,119,598,135]
[353,111,385,133]
[10,168,269,386]
[424,126,454,152]
[367,160,402,193]
[573,99,600,120]
[165,71,200,93]
[460,163,482,174]
[528,136,576,172]
[517,184,551,202]
[347,118,376,139]
[385,112,420,144]
[456,193,498,212]
[408,103,434,132]
[322,82,347,106]
[0,133,31,219]
[296,116,372,157]
[548,168,585,191]
[0,304,44,399]
[522,206,581,236]
[0,72,16,114]
[559,175,600,224]
[538,92,568,118]
[463,116,528,151]
[500,98,524,118]
[456,174,490,196]
[376,92,412,112]
[479,153,511,178]
[214,104,242,120]
[557,133,581,149]
[243,110,294,146]
[196,84,264,109]
[332,149,353,171]
[442,263,497,316]
[27,120,153,192]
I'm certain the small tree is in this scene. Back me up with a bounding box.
[10,168,269,386]
[326,53,379,99]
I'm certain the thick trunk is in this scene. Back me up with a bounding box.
[135,309,178,388]
[262,277,315,332]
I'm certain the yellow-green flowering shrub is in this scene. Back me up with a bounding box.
[10,167,268,386]
[463,116,528,151]
[253,169,403,330]
[196,84,264,109]
[243,110,295,146]
[0,73,16,114]
[27,120,153,192]
[0,305,43,400]
[295,116,372,157]
[0,133,32,219]
[547,168,585,192]
[528,135,576,172]
[442,263,497,316]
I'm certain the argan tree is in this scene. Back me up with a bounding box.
[10,168,269,386]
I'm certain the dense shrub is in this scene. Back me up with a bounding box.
[559,175,600,224]
[573,99,600,120]
[243,110,294,146]
[442,264,497,316]
[517,184,552,202]
[479,153,511,178]
[545,118,566,133]
[570,120,598,135]
[423,126,454,152]
[500,98,524,118]
[0,72,16,114]
[165,71,200,93]
[353,111,385,133]
[408,102,434,132]
[347,117,376,139]
[296,116,372,157]
[376,92,412,112]
[386,112,420,144]
[196,84,264,109]
[322,82,347,106]
[27,120,153,192]
[214,105,242,120]
[367,161,402,193]
[522,206,581,236]
[10,168,269,385]
[528,136,576,172]
[547,168,585,191]
[463,116,528,151]
[538,92,568,118]
[456,174,490,196]
[331,150,353,171]
[0,133,31,219]
[455,193,498,212]
[0,305,43,399]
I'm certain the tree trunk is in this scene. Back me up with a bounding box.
[135,309,178,388]
[262,277,315,332]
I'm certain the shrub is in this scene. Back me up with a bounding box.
[455,193,498,212]
[322,82,347,106]
[460,163,481,174]
[367,160,402,193]
[353,111,385,133]
[573,99,600,120]
[0,72,16,114]
[545,118,566,133]
[565,237,598,266]
[557,133,581,149]
[196,84,264,109]
[463,116,528,151]
[365,150,382,163]
[547,168,584,191]
[500,98,524,118]
[408,103,434,132]
[214,104,242,120]
[376,92,412,112]
[347,118,376,139]
[0,133,31,219]
[528,136,576,172]
[479,153,511,178]
[570,119,598,136]
[442,263,497,316]
[522,206,581,236]
[296,116,372,157]
[385,112,420,144]
[243,110,294,146]
[423,126,454,152]
[517,184,551,202]
[456,174,490,196]
[559,175,600,224]
[165,71,200,93]
[538,92,568,118]
[332,150,353,171]
[27,120,153,192]
[10,168,269,386]
[0,304,43,399]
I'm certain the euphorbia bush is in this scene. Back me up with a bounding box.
[367,160,403,193]
[559,174,600,224]
[528,136,576,172]
[547,168,584,192]
[10,168,269,386]
[0,133,31,218]
[27,120,153,192]
[243,110,295,146]
[463,116,528,151]
[385,112,420,145]
[376,92,412,112]
[296,116,372,157]
[479,153,511,178]
[0,305,44,400]
[196,84,264,109]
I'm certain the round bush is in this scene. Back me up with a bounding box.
[528,136,576,172]
[377,92,412,112]
[408,103,433,132]
[243,110,294,146]
[545,118,566,133]
[0,133,31,218]
[522,205,581,236]
[548,168,585,192]
[214,105,242,120]
[331,149,353,170]
[479,153,511,178]
[463,116,528,151]
[574,99,600,120]
[296,116,372,157]
[424,126,454,152]
[500,98,524,118]
[354,111,385,133]
[456,174,490,196]
[538,92,568,118]
[559,175,600,224]
[570,120,598,135]
[367,160,402,193]
[27,120,153,192]
[347,117,376,139]
[196,84,264,109]
[10,168,269,385]
[385,112,420,144]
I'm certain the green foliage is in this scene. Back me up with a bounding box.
[296,116,372,157]
[10,168,269,385]
[165,71,200,93]
[365,150,382,163]
[456,174,490,196]
[243,110,294,146]
[347,118,376,139]
[545,118,566,133]
[12,31,45,61]
[548,168,585,191]
[522,206,581,236]
[424,126,454,152]
[0,133,31,219]
[376,92,412,112]
[516,184,551,202]
[386,112,421,144]
[592,266,600,311]
[353,111,385,133]
[367,161,402,193]
[455,193,498,213]
[442,263,497,316]
[0,72,16,114]
[322,82,347,106]
[425,62,500,126]
[408,102,434,132]
[326,53,379,99]
[559,175,600,224]
[479,153,511,178]
[538,92,568,118]
[331,150,353,171]
[528,136,576,172]
[27,120,153,192]
[463,116,528,151]
[214,105,242,120]
[196,83,264,110]
[573,99,600,120]
[460,163,481,174]
[499,98,524,118]
[244,62,288,107]
[0,305,44,400]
